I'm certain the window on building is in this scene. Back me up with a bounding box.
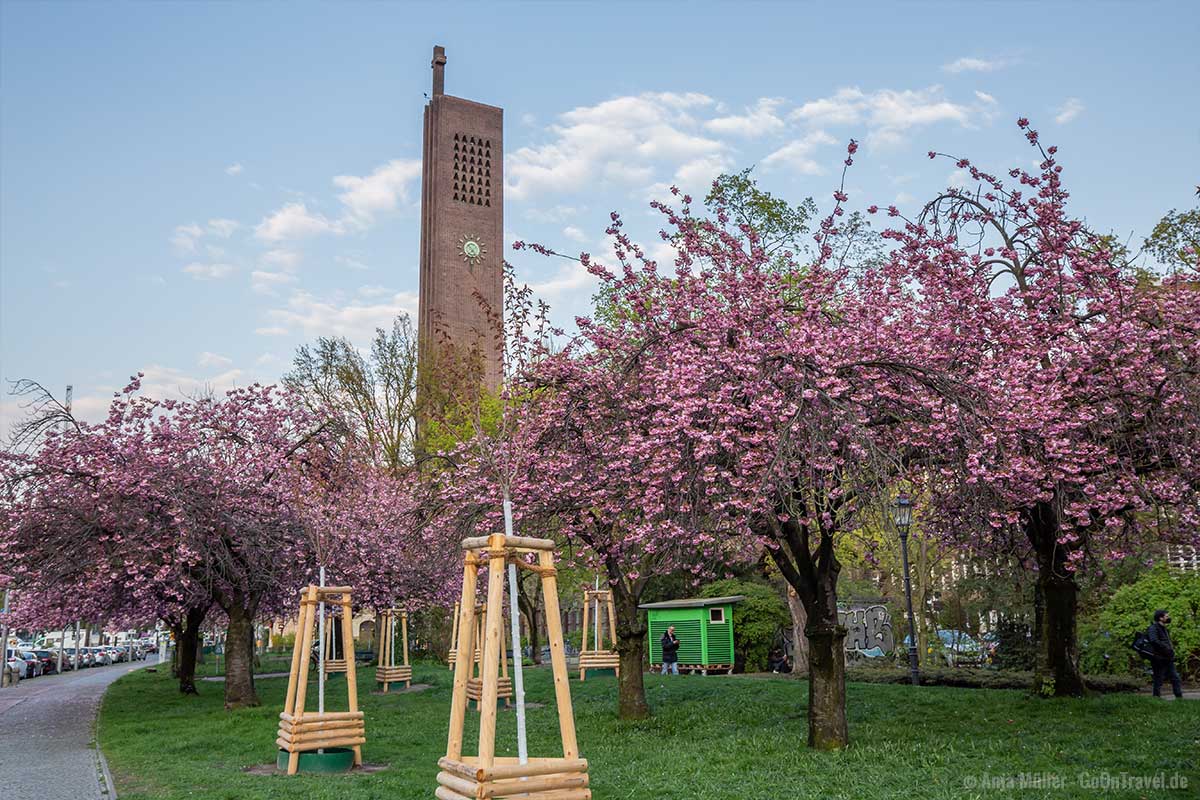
[709,607,725,624]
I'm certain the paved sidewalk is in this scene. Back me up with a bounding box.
[0,657,154,797]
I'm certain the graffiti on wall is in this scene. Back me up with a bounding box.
[838,605,894,657]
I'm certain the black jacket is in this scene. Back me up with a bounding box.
[661,632,680,663]
[1148,621,1175,661]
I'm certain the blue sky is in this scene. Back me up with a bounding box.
[2,1,1197,427]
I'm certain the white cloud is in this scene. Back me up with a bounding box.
[674,154,733,187]
[207,218,239,238]
[562,225,588,243]
[250,269,297,294]
[974,91,997,105]
[357,284,392,298]
[648,240,682,267]
[260,249,301,271]
[336,255,371,271]
[263,289,419,343]
[942,57,1008,74]
[252,160,421,243]
[947,169,971,189]
[790,85,993,149]
[198,351,233,368]
[182,262,235,280]
[225,162,244,175]
[255,326,289,336]
[791,88,868,126]
[762,130,838,174]
[704,98,786,137]
[254,202,344,242]
[1055,98,1085,124]
[333,159,422,225]
[506,91,721,200]
[528,261,597,300]
[524,205,582,224]
[171,223,204,252]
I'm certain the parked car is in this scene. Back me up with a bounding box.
[935,630,982,666]
[20,650,45,678]
[4,655,22,686]
[7,649,39,679]
[32,649,59,674]
[62,647,88,668]
[88,647,112,666]
[903,630,983,667]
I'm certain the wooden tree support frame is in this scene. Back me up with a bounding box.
[376,608,412,691]
[278,585,365,775]
[437,534,590,799]
[323,607,349,674]
[466,602,512,707]
[578,589,619,681]
[447,601,481,670]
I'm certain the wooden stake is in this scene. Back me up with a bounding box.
[539,549,578,759]
[448,601,460,670]
[340,596,361,766]
[401,610,410,688]
[477,535,506,766]
[446,557,479,760]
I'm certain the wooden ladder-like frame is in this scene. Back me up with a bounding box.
[578,588,620,681]
[436,534,589,800]
[278,585,364,774]
[376,608,412,691]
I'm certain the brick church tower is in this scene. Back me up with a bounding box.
[417,45,504,393]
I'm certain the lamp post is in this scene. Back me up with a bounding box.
[893,495,920,686]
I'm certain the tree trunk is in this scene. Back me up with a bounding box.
[223,603,260,709]
[785,587,809,675]
[806,624,848,750]
[1026,501,1085,697]
[610,583,650,720]
[170,605,206,695]
[766,512,851,751]
[527,607,542,666]
[517,585,542,666]
[176,627,200,695]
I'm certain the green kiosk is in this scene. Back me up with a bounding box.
[641,595,743,675]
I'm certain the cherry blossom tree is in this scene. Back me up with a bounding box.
[0,379,213,693]
[882,122,1200,696]
[1,378,444,708]
[503,144,956,746]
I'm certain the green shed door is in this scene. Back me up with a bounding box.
[647,610,704,664]
[702,604,734,665]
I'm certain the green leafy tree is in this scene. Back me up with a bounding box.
[700,578,790,673]
[283,316,418,473]
[1080,567,1200,679]
[1145,206,1200,270]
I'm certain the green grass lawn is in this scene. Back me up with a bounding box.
[99,663,1197,800]
[194,654,295,677]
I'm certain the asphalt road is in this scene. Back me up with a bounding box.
[0,657,154,797]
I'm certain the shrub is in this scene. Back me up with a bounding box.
[700,578,789,673]
[992,617,1036,671]
[1080,567,1200,680]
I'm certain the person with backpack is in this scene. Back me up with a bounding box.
[1147,609,1184,699]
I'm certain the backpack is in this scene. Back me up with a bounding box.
[1131,629,1156,660]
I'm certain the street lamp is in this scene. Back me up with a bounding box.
[892,494,920,686]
